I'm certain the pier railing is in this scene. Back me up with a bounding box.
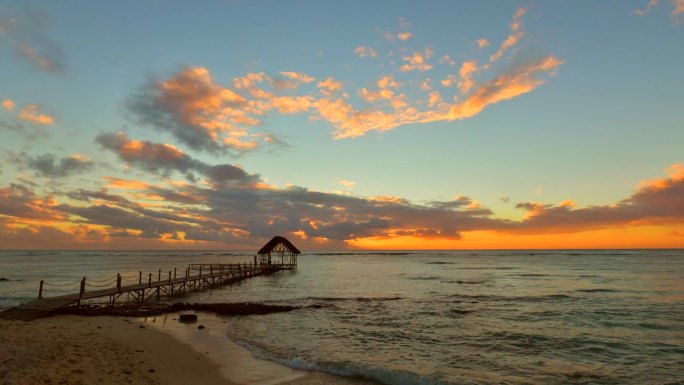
[32,261,296,310]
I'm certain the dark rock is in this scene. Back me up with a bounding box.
[197,324,205,330]
[0,277,10,282]
[179,313,198,323]
[148,369,155,373]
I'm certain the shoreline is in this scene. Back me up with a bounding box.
[0,313,380,385]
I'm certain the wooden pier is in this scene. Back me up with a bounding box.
[1,262,294,321]
[1,236,302,321]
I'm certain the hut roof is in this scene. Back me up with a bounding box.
[257,236,301,255]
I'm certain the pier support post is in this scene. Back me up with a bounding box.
[38,280,44,299]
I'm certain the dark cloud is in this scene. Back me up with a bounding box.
[95,132,257,184]
[0,183,63,220]
[0,6,65,73]
[513,170,684,233]
[13,152,95,178]
[2,154,684,248]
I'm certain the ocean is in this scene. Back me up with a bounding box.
[1,249,683,385]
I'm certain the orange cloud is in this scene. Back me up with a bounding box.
[447,56,564,120]
[280,71,315,83]
[104,177,153,190]
[458,60,478,93]
[338,180,355,189]
[2,99,15,112]
[475,38,490,48]
[397,32,413,41]
[354,46,378,58]
[490,7,528,62]
[317,77,345,95]
[635,0,661,16]
[439,54,456,65]
[675,0,684,15]
[400,48,434,72]
[18,104,55,125]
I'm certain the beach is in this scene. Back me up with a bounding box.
[0,315,230,385]
[0,313,379,385]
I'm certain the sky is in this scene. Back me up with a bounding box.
[1,0,683,250]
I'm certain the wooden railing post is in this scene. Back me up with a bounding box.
[168,271,171,284]
[210,265,213,277]
[38,280,44,299]
[148,273,152,287]
[139,271,142,284]
[158,269,161,282]
[117,274,121,292]
[199,266,202,278]
[174,268,177,279]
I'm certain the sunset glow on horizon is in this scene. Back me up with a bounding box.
[1,1,683,250]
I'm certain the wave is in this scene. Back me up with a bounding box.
[306,296,403,302]
[514,273,550,277]
[229,337,446,385]
[450,293,574,303]
[406,276,441,281]
[441,280,486,285]
[576,288,619,293]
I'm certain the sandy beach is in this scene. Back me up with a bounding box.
[0,313,379,385]
[0,315,231,385]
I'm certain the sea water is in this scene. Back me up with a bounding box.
[1,250,683,384]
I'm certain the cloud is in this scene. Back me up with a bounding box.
[634,0,684,20]
[512,163,684,233]
[2,158,684,248]
[490,7,528,62]
[279,71,315,83]
[400,48,434,72]
[397,32,413,41]
[338,180,355,189]
[0,184,64,221]
[475,38,490,48]
[446,56,563,121]
[317,77,345,95]
[329,55,563,139]
[354,46,378,58]
[675,0,684,15]
[126,67,270,153]
[635,0,661,16]
[14,153,95,178]
[18,104,54,125]
[125,7,560,143]
[0,6,64,73]
[95,132,258,185]
[2,99,15,112]
[458,60,478,94]
[440,54,456,65]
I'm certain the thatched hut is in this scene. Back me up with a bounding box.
[257,236,301,266]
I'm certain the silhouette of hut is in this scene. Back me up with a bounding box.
[257,236,301,266]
